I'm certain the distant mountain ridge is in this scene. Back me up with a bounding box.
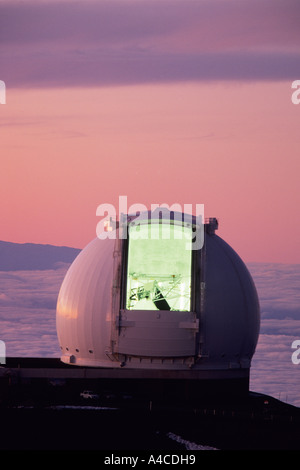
[0,240,81,271]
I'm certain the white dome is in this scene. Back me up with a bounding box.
[56,236,115,367]
[56,213,260,373]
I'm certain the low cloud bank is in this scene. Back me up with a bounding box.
[248,263,300,407]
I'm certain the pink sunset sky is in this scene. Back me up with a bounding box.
[1,0,300,264]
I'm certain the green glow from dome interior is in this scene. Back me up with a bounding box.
[126,222,192,311]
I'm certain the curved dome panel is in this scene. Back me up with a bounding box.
[203,233,260,368]
[56,237,117,367]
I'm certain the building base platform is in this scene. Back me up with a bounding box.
[0,358,299,450]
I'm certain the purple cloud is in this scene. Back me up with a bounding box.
[1,0,299,88]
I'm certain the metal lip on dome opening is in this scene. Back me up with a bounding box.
[104,208,218,234]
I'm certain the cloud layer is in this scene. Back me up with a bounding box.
[1,0,300,88]
[247,263,300,407]
[0,265,68,357]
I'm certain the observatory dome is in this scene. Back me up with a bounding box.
[56,210,260,378]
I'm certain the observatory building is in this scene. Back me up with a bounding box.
[56,209,260,400]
